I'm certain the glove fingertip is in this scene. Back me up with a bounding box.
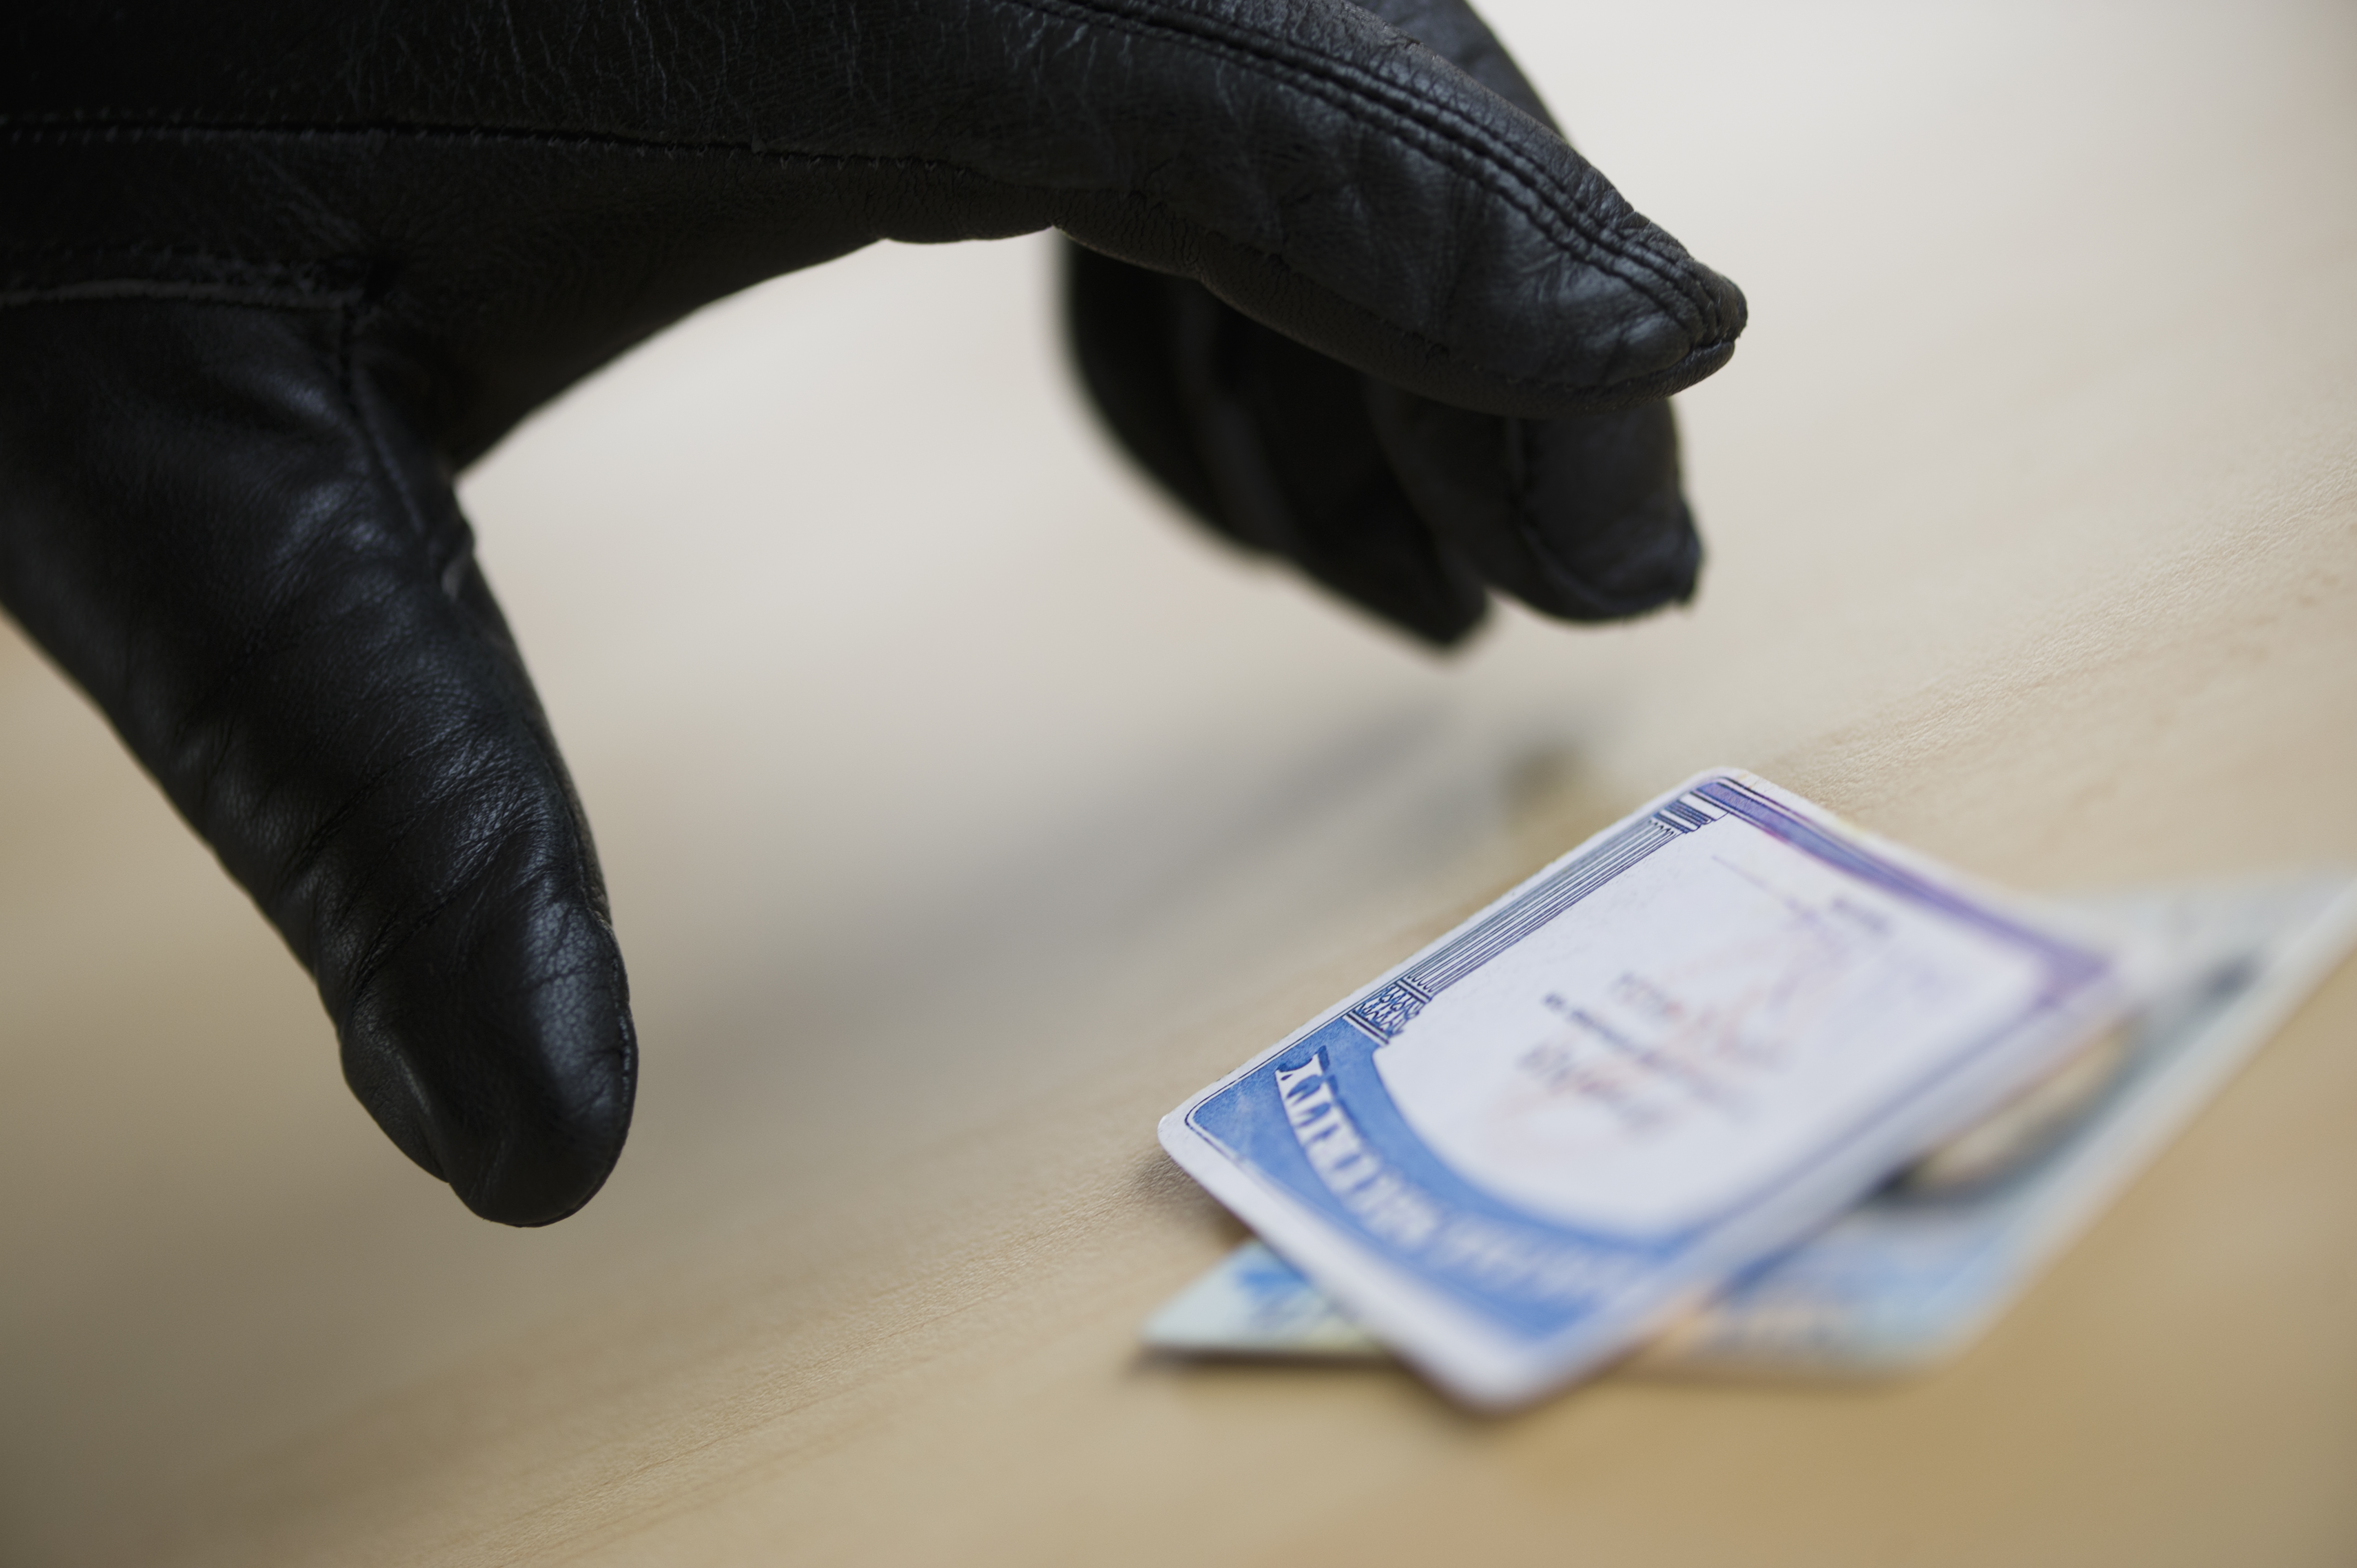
[342,864,637,1227]
[1367,386,1703,624]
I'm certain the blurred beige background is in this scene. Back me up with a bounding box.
[3,1,2353,1562]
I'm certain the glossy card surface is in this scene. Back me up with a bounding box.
[1157,771,2125,1405]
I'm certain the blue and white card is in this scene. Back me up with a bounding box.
[1157,770,2128,1406]
[1145,873,2357,1378]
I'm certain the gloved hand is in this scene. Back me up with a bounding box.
[0,0,1743,1225]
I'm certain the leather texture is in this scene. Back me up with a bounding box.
[0,0,1743,1224]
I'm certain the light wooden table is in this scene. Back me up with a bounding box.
[3,2,2352,1562]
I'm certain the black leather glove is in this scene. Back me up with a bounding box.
[0,0,1743,1225]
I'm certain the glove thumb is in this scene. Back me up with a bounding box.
[0,296,635,1225]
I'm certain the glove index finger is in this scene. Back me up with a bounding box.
[1025,0,1744,418]
[12,0,1737,432]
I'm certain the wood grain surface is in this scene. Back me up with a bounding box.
[2,2,2352,1562]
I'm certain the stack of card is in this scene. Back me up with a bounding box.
[1147,771,2357,1408]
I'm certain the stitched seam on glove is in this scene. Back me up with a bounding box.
[0,105,1694,324]
[0,130,1733,402]
[0,1,1716,328]
[0,243,366,309]
[995,0,1711,319]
